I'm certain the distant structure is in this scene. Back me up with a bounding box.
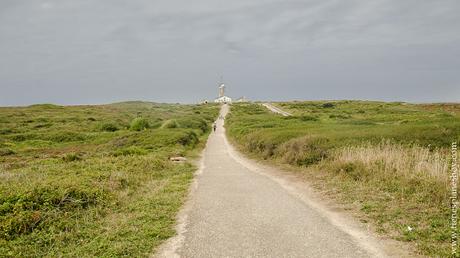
[219,84,225,98]
[236,96,248,102]
[214,80,232,104]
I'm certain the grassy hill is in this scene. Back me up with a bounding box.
[226,100,460,257]
[0,101,219,257]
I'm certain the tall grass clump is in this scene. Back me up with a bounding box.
[334,141,448,184]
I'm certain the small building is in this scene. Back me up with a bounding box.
[214,83,232,104]
[215,96,232,103]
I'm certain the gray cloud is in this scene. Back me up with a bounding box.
[0,0,459,105]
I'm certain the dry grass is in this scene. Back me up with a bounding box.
[335,141,449,185]
[319,141,455,256]
[276,136,329,166]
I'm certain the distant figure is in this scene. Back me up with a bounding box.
[213,123,217,132]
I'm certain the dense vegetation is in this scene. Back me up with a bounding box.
[226,101,460,257]
[0,101,219,257]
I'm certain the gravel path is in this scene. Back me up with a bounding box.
[262,103,292,116]
[156,104,412,258]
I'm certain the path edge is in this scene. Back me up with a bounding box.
[152,143,208,258]
[222,108,419,258]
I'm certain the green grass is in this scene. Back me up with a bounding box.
[0,101,219,257]
[226,100,460,257]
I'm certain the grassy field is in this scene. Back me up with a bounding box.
[226,100,460,257]
[0,101,219,257]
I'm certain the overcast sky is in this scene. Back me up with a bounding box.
[0,0,459,106]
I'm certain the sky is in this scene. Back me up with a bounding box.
[0,0,459,106]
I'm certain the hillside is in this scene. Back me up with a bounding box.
[0,102,219,257]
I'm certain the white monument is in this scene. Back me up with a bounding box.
[214,82,232,103]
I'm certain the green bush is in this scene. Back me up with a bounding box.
[161,119,178,129]
[177,131,199,146]
[176,117,209,133]
[322,102,335,108]
[99,122,119,132]
[130,118,150,131]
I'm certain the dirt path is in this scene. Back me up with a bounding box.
[262,103,292,116]
[156,104,414,258]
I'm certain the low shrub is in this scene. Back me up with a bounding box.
[345,120,376,125]
[0,129,15,135]
[0,148,15,156]
[276,136,329,166]
[0,211,42,240]
[329,114,351,119]
[161,119,178,129]
[149,121,163,129]
[62,153,81,162]
[244,136,278,159]
[299,115,319,121]
[33,123,53,129]
[99,122,119,132]
[177,117,209,133]
[48,132,87,142]
[27,104,62,109]
[130,118,150,131]
[177,131,199,147]
[112,146,147,156]
[233,103,268,115]
[11,134,34,142]
[322,102,335,108]
[331,161,369,181]
[283,115,318,122]
[0,186,106,240]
